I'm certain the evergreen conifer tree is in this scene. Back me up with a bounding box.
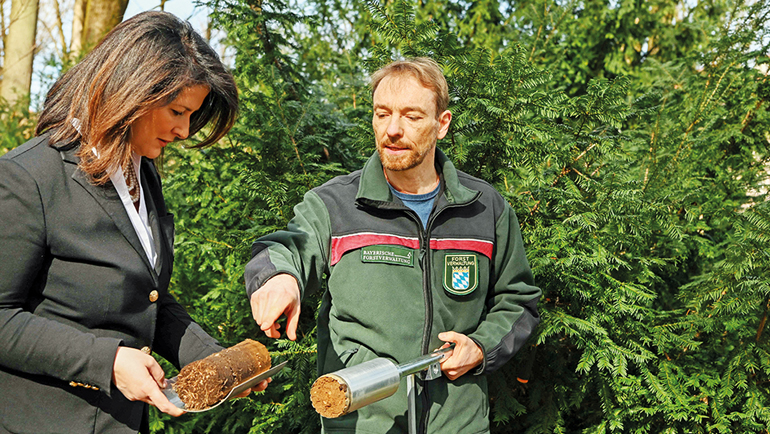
[151,0,770,432]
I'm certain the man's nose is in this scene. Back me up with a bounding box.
[386,116,403,138]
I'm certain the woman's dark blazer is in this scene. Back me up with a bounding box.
[0,135,222,433]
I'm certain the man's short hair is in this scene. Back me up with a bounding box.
[370,57,449,118]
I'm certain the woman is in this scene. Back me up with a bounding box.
[0,11,261,433]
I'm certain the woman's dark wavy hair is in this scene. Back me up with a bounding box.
[36,11,238,184]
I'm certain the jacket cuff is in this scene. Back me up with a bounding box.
[245,245,303,299]
[469,337,486,375]
[66,337,122,398]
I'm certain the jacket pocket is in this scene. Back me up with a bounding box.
[322,343,377,376]
[339,347,359,365]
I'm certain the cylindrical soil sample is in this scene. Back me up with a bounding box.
[310,374,350,418]
[310,357,400,418]
[174,339,271,410]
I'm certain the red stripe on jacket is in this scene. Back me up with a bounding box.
[430,238,494,259]
[330,233,493,265]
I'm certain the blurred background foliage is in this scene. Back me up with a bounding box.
[3,0,770,432]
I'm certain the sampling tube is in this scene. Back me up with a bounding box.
[310,345,454,418]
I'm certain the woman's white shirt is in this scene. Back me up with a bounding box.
[109,152,158,267]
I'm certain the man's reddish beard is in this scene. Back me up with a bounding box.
[377,141,433,171]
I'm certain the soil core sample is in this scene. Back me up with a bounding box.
[310,375,350,418]
[174,339,271,410]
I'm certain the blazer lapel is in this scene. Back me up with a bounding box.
[141,170,165,276]
[139,157,174,277]
[60,147,157,278]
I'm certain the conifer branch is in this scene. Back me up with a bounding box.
[275,97,308,177]
[183,228,235,250]
[756,298,770,343]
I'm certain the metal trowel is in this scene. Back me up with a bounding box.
[162,360,288,412]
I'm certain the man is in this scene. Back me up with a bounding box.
[245,57,541,433]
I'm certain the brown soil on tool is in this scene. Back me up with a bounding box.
[174,339,271,410]
[310,375,349,418]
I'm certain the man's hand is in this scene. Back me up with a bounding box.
[249,273,301,340]
[437,331,484,381]
[112,347,184,417]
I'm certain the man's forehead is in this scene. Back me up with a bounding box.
[373,74,436,111]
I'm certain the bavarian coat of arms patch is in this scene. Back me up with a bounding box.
[443,254,478,295]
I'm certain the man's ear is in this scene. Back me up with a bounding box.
[436,110,452,140]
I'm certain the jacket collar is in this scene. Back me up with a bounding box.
[355,148,479,207]
[59,142,80,164]
[59,142,162,282]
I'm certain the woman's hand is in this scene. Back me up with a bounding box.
[112,347,185,417]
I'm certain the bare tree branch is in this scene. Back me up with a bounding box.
[52,0,68,59]
[1,0,8,61]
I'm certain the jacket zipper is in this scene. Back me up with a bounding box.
[418,194,482,434]
[420,195,482,350]
[418,215,431,434]
[365,191,482,434]
[391,206,432,434]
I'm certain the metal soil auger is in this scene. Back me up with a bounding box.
[310,343,455,434]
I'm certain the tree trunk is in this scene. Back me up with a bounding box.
[82,0,128,51]
[1,0,8,58]
[70,0,86,56]
[1,0,38,104]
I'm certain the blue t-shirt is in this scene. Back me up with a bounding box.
[388,181,441,228]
